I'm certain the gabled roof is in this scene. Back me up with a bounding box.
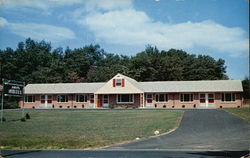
[139,80,243,93]
[24,82,105,94]
[95,74,144,94]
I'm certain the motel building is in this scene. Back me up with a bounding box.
[19,74,243,109]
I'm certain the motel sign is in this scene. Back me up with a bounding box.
[1,79,25,123]
[4,84,24,96]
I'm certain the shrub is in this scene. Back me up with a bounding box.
[21,117,26,122]
[163,105,166,108]
[25,113,30,119]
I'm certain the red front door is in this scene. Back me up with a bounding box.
[98,95,102,107]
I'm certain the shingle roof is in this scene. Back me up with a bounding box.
[24,82,105,94]
[24,74,243,94]
[139,80,243,93]
[120,74,144,91]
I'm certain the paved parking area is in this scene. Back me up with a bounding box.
[1,149,249,158]
[108,109,250,151]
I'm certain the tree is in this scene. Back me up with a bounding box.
[242,77,250,99]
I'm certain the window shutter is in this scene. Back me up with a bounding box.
[122,78,125,87]
[113,79,116,87]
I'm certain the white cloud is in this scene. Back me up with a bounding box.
[0,17,75,42]
[0,17,8,27]
[81,9,248,57]
[1,0,248,57]
[9,23,76,42]
[1,0,133,11]
[1,0,85,10]
[2,0,51,10]
[84,0,133,11]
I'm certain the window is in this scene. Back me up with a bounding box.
[40,95,45,104]
[208,94,214,103]
[180,93,193,102]
[103,95,109,104]
[90,94,94,104]
[117,94,134,103]
[25,95,35,102]
[75,94,87,102]
[156,94,168,102]
[47,95,52,104]
[116,79,122,86]
[113,78,125,87]
[57,95,68,102]
[221,93,235,102]
[199,94,205,103]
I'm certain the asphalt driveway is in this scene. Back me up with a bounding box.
[107,109,250,151]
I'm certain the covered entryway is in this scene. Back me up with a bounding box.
[40,95,53,108]
[199,93,215,108]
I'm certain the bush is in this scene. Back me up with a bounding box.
[20,117,26,122]
[25,113,30,119]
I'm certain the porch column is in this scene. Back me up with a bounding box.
[142,93,145,108]
[94,94,98,108]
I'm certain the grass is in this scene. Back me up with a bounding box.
[0,110,183,149]
[222,108,250,123]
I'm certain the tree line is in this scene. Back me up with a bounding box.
[1,38,229,84]
[0,38,249,108]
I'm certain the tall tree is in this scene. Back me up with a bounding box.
[242,77,250,99]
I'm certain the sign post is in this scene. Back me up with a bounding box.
[1,79,25,123]
[0,81,4,123]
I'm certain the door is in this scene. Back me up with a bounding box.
[97,95,102,108]
[40,95,53,108]
[199,93,215,108]
[90,94,95,108]
[40,95,46,108]
[102,95,109,107]
[47,95,53,108]
[146,94,153,107]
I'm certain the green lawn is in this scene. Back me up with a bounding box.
[223,108,250,123]
[0,110,183,149]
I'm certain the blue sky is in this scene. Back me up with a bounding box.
[0,0,249,80]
